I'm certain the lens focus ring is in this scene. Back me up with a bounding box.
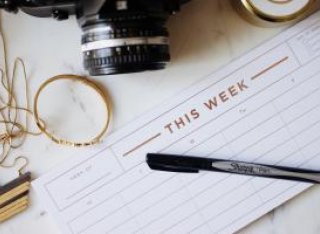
[81,15,171,76]
[84,47,169,66]
[83,43,170,76]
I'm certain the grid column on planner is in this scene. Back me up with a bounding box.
[217,196,275,234]
[251,124,320,196]
[108,175,190,233]
[215,68,309,150]
[142,199,205,234]
[188,133,233,158]
[78,206,133,234]
[133,186,193,232]
[248,132,298,190]
[251,179,298,203]
[285,120,320,166]
[190,226,213,234]
[60,162,150,222]
[300,138,320,170]
[258,133,298,166]
[192,181,258,233]
[255,182,309,215]
[184,164,236,205]
[286,103,320,145]
[110,217,146,234]
[68,194,125,234]
[225,112,286,160]
[122,173,186,221]
[287,20,320,65]
[44,148,123,210]
[206,192,262,234]
[277,148,310,169]
[222,102,278,155]
[162,212,212,234]
[272,67,320,125]
[191,174,249,209]
[119,170,178,213]
[236,126,296,163]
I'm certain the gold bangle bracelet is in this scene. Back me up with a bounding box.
[33,74,112,147]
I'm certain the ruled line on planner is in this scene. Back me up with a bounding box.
[251,56,289,81]
[123,133,162,157]
[286,42,302,66]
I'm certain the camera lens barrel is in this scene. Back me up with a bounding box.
[0,0,189,76]
[81,14,171,76]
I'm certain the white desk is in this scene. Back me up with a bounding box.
[1,0,320,233]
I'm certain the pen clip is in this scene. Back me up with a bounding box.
[146,153,199,173]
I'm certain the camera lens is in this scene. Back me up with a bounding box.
[81,13,170,76]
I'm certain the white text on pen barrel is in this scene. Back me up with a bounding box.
[223,163,271,174]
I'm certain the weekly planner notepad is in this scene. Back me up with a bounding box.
[34,12,320,234]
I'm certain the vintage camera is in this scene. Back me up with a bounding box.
[0,0,189,76]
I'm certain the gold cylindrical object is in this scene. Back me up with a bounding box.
[231,0,319,26]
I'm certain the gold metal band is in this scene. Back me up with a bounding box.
[232,0,317,26]
[33,74,112,147]
[246,0,315,22]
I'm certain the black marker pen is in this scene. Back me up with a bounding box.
[146,153,320,184]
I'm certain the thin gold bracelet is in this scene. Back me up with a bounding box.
[33,74,112,147]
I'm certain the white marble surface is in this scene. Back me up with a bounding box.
[1,0,320,233]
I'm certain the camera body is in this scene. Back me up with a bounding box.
[1,0,189,76]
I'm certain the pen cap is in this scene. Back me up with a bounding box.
[231,0,320,27]
[146,153,200,173]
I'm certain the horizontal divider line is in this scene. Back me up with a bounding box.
[123,133,162,157]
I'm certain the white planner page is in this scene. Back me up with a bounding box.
[34,12,320,234]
